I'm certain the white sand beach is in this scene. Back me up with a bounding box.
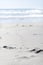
[0,22,43,65]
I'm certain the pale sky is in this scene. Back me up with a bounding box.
[0,0,43,9]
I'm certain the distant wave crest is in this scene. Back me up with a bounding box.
[0,9,43,18]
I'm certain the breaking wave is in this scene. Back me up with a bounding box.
[0,9,43,18]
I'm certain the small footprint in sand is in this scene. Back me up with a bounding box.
[35,49,43,54]
[30,49,36,52]
[3,45,16,49]
[3,46,8,48]
[29,48,43,54]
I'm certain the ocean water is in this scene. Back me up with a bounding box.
[0,9,43,23]
[0,17,43,23]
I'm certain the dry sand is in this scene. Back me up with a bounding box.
[0,22,43,65]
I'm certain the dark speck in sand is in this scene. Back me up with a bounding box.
[30,49,36,52]
[8,47,16,49]
[3,46,8,48]
[6,32,9,34]
[29,25,32,27]
[33,33,39,35]
[40,43,43,44]
[18,56,29,59]
[0,37,2,39]
[22,25,25,27]
[16,24,18,26]
[35,49,43,54]
[3,46,16,49]
[19,47,22,49]
[26,48,29,49]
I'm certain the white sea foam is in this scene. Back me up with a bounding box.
[0,9,43,18]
